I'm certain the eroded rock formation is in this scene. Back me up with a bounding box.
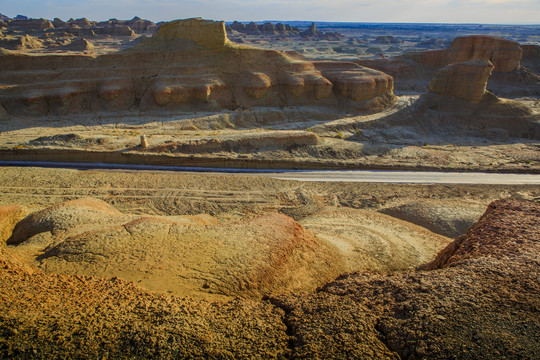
[356,35,539,95]
[428,59,494,102]
[0,18,394,117]
[406,35,522,73]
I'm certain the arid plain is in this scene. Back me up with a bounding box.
[0,16,539,359]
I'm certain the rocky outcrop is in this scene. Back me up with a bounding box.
[93,24,135,36]
[428,59,494,102]
[314,61,394,102]
[52,17,68,28]
[98,16,157,33]
[0,34,43,50]
[62,38,94,51]
[521,44,540,59]
[68,17,95,27]
[373,35,402,44]
[406,35,522,73]
[0,18,395,117]
[230,21,298,36]
[154,18,229,49]
[8,18,54,31]
[301,23,319,37]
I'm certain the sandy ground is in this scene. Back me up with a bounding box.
[1,97,539,173]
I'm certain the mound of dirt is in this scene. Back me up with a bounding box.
[7,198,344,299]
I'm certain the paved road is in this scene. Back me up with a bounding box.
[264,170,540,184]
[1,161,539,185]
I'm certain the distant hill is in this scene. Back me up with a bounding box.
[0,13,10,21]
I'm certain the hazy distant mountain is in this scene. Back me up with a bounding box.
[0,13,10,21]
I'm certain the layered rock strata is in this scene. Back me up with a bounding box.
[406,35,522,72]
[0,18,394,117]
[428,59,494,102]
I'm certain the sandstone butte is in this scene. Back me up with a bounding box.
[428,59,494,102]
[0,18,395,118]
[405,35,523,73]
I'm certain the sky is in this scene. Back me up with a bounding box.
[2,0,540,24]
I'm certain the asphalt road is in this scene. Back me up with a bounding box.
[263,170,540,184]
[1,161,539,185]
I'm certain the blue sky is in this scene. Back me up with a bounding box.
[2,0,540,24]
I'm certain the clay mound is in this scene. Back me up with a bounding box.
[7,198,127,245]
[422,199,539,270]
[36,213,343,298]
[0,18,394,117]
[6,199,343,298]
[299,207,451,273]
[313,61,394,104]
[8,18,54,31]
[272,200,540,359]
[380,200,486,238]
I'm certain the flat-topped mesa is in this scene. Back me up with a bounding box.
[429,59,494,102]
[407,35,522,73]
[154,18,230,49]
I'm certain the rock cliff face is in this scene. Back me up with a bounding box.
[0,18,394,117]
[155,18,229,49]
[406,35,522,73]
[428,59,494,102]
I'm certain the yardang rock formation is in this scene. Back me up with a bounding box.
[0,18,394,118]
